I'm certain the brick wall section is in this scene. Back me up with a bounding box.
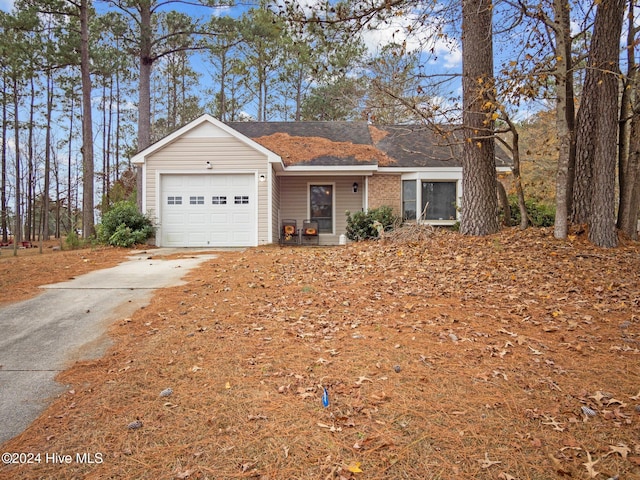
[368,174,402,214]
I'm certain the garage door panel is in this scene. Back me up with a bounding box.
[210,212,230,223]
[231,175,252,187]
[161,174,256,247]
[231,231,251,242]
[188,213,207,225]
[232,212,251,224]
[210,175,229,187]
[187,176,207,188]
[163,176,185,189]
[165,232,186,244]
[211,231,229,242]
[164,213,187,226]
[187,233,207,244]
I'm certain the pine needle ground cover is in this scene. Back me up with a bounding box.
[1,229,639,479]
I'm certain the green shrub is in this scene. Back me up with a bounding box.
[345,205,400,241]
[97,201,155,247]
[64,230,82,250]
[504,196,555,227]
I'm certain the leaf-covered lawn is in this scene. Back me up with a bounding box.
[1,229,639,479]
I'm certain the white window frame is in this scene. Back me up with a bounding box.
[401,171,461,224]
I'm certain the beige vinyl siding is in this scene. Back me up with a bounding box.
[145,136,270,245]
[278,175,365,245]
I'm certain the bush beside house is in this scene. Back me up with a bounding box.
[97,201,155,247]
[345,206,400,241]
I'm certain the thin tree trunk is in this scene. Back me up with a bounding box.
[497,181,511,227]
[13,77,21,255]
[553,0,575,239]
[115,64,121,179]
[502,115,529,229]
[54,145,60,238]
[618,108,640,238]
[43,70,53,241]
[81,0,95,239]
[26,76,35,242]
[616,0,639,239]
[219,54,226,121]
[511,130,529,229]
[1,77,7,243]
[106,77,113,205]
[67,93,74,234]
[102,81,108,211]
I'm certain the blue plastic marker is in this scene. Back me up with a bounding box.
[322,387,329,407]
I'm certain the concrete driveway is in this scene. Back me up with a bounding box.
[0,249,217,445]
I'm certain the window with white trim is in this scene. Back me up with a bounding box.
[167,196,182,205]
[421,181,457,220]
[402,180,417,221]
[189,196,205,205]
[212,196,227,205]
[234,195,249,204]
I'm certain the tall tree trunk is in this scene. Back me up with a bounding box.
[553,0,576,239]
[219,54,227,121]
[67,93,74,234]
[1,78,7,243]
[102,81,108,212]
[43,70,53,241]
[81,0,95,239]
[54,148,61,238]
[115,63,122,180]
[618,115,640,238]
[13,77,21,255]
[26,76,35,242]
[616,0,639,239]
[106,77,113,205]
[136,1,153,211]
[295,69,302,122]
[572,82,597,224]
[460,0,499,236]
[586,0,625,247]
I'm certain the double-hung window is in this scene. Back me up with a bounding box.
[402,180,417,221]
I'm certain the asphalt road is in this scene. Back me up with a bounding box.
[0,249,217,445]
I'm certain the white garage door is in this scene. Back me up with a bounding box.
[160,174,256,247]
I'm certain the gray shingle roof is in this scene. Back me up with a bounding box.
[227,121,512,169]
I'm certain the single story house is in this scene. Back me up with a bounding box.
[131,114,511,247]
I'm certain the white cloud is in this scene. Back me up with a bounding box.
[360,13,461,70]
[431,40,461,69]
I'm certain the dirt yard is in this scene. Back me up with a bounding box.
[1,229,639,480]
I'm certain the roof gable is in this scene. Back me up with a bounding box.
[131,114,282,165]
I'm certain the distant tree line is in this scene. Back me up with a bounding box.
[0,0,637,249]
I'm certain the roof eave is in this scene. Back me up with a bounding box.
[278,165,377,176]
